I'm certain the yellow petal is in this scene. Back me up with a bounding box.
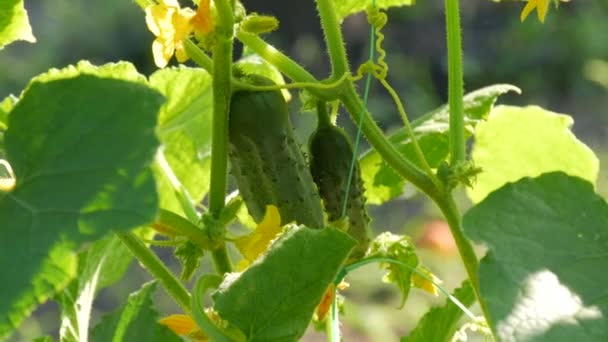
[520,0,537,22]
[175,43,189,63]
[536,0,549,23]
[160,0,181,8]
[235,205,282,262]
[191,0,214,35]
[152,39,172,68]
[412,268,442,296]
[316,284,335,321]
[159,314,197,335]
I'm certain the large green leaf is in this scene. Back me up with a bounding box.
[56,236,132,342]
[468,105,599,203]
[149,67,213,214]
[91,282,181,342]
[463,172,608,341]
[334,0,415,20]
[0,66,163,339]
[213,226,355,341]
[360,84,519,204]
[0,0,35,49]
[402,281,476,342]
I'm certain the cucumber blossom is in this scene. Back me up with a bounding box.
[309,122,371,262]
[228,75,324,229]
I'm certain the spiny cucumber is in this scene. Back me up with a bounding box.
[228,75,324,229]
[309,111,371,262]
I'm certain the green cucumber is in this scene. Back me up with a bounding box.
[309,108,371,262]
[228,75,324,229]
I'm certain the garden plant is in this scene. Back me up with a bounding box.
[1,0,606,341]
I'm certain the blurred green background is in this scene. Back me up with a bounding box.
[2,0,608,341]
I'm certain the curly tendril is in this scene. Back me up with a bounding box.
[354,8,388,81]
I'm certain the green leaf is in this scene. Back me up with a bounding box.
[32,336,54,342]
[0,95,16,129]
[149,66,213,214]
[91,281,182,342]
[334,0,415,20]
[463,172,608,341]
[468,105,599,203]
[0,67,163,339]
[0,0,36,49]
[402,280,476,342]
[366,232,418,307]
[0,95,15,157]
[213,226,355,341]
[56,236,132,342]
[235,53,291,101]
[360,84,520,204]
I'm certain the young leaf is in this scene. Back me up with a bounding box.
[0,67,163,339]
[468,105,599,203]
[174,240,204,281]
[149,66,213,215]
[334,0,414,21]
[0,0,36,49]
[402,280,476,342]
[360,84,520,204]
[463,172,608,341]
[213,226,356,341]
[55,235,132,342]
[91,282,182,342]
[366,232,418,307]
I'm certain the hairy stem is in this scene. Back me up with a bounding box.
[236,31,318,83]
[117,232,191,314]
[445,0,466,165]
[340,85,436,197]
[207,0,234,273]
[315,0,349,78]
[434,194,492,329]
[184,39,213,72]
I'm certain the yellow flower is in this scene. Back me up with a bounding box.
[159,314,208,341]
[521,0,550,23]
[191,0,214,35]
[235,205,283,269]
[145,0,195,68]
[412,266,442,296]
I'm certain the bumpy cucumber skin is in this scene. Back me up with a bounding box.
[309,125,371,262]
[228,76,324,229]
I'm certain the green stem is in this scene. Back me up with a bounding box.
[434,194,492,327]
[235,31,318,83]
[340,85,436,197]
[445,0,466,165]
[208,0,233,218]
[315,0,349,78]
[208,0,234,274]
[184,39,213,72]
[210,243,232,274]
[117,232,191,314]
[316,101,331,128]
[153,209,214,249]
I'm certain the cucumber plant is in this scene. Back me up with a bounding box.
[1,0,605,342]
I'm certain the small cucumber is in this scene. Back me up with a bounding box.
[309,113,371,262]
[228,75,324,229]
